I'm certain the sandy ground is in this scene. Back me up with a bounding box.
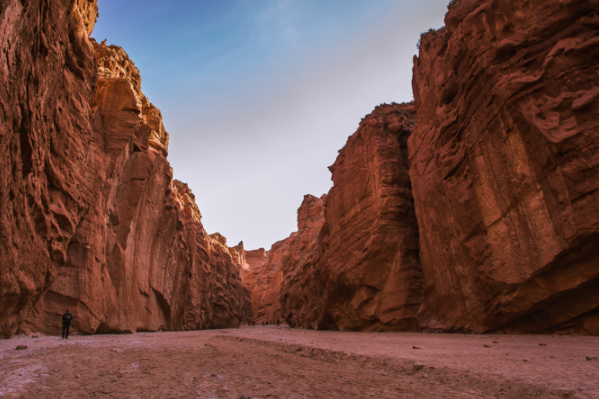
[1,327,598,398]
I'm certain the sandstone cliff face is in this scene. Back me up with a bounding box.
[239,196,322,324]
[0,0,100,338]
[275,195,326,327]
[0,0,250,338]
[410,0,599,334]
[279,104,422,331]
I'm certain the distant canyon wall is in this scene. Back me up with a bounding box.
[247,0,599,334]
[247,104,422,332]
[0,0,250,338]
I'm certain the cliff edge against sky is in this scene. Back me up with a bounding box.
[247,0,599,335]
[0,0,250,338]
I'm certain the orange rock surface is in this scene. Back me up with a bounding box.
[410,0,599,333]
[279,105,422,331]
[0,0,250,338]
[240,196,324,324]
[242,104,421,331]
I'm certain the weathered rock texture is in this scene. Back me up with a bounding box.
[272,195,326,326]
[241,245,283,324]
[0,0,250,338]
[240,195,325,324]
[410,0,599,334]
[277,104,423,331]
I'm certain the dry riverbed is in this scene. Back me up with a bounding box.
[1,327,598,398]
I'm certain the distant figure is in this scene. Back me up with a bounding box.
[62,309,73,339]
[266,321,268,326]
[253,321,256,327]
[262,321,265,326]
[276,319,280,327]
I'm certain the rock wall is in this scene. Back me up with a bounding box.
[277,104,422,331]
[275,195,327,327]
[410,0,599,334]
[0,0,250,338]
[240,195,325,325]
[0,0,101,338]
[252,0,599,335]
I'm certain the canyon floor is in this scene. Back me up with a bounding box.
[0,327,598,399]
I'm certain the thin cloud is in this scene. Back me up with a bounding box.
[251,0,306,43]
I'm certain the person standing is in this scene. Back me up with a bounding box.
[62,309,73,339]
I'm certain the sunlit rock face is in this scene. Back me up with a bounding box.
[241,195,325,325]
[0,0,100,338]
[0,0,250,337]
[410,0,599,334]
[279,104,423,332]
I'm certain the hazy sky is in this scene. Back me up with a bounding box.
[93,0,450,250]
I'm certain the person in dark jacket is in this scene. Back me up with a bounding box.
[62,309,73,339]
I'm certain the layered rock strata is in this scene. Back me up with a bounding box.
[0,0,250,338]
[410,0,599,334]
[277,104,423,331]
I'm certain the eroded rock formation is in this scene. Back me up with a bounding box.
[0,0,250,338]
[276,104,422,331]
[250,0,599,335]
[410,0,599,334]
[241,195,325,324]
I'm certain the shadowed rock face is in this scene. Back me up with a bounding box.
[277,104,423,332]
[411,0,599,334]
[0,0,250,338]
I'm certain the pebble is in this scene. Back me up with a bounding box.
[483,345,491,348]
[493,341,499,344]
[15,346,27,350]
[75,374,81,379]
[550,355,556,359]
[422,373,429,379]
[523,358,530,362]
[412,346,421,350]
[539,343,548,347]
[413,364,425,371]
[586,355,597,361]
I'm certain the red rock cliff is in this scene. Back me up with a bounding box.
[410,0,599,334]
[241,195,323,324]
[0,0,250,337]
[278,104,422,331]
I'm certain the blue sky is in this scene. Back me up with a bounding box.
[93,0,450,250]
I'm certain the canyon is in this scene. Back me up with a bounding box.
[245,0,599,335]
[1,0,599,339]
